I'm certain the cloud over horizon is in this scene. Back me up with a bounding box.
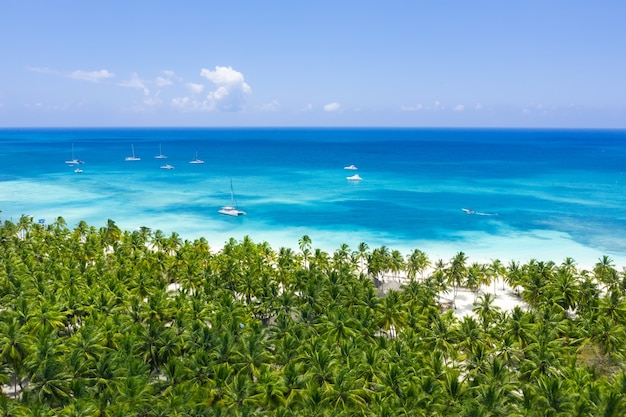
[199,66,251,112]
[324,102,341,112]
[69,69,115,83]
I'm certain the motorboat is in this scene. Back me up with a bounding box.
[462,208,476,214]
[344,164,358,170]
[74,168,83,173]
[160,164,175,170]
[346,174,363,181]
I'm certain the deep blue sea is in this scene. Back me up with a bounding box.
[1,127,626,267]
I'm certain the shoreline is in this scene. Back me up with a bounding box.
[13,212,626,272]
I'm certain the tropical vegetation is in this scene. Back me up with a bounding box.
[1,215,626,416]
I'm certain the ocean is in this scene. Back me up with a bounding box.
[1,127,626,268]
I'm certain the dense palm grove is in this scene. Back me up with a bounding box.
[1,216,626,416]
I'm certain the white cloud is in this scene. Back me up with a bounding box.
[155,76,172,87]
[258,100,279,111]
[119,73,150,96]
[324,102,341,112]
[401,104,424,111]
[68,69,115,83]
[198,66,251,111]
[207,86,230,101]
[26,66,55,75]
[144,91,162,106]
[187,82,204,94]
[155,70,180,87]
[171,97,191,109]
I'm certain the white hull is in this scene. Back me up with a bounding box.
[125,145,140,161]
[66,143,84,165]
[190,149,204,164]
[219,180,246,216]
[347,174,363,181]
[65,159,84,165]
[155,144,167,159]
[219,207,246,216]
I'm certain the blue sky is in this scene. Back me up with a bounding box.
[1,1,625,128]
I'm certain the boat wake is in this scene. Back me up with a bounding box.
[462,208,498,216]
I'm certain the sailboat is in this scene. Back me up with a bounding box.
[154,143,167,159]
[65,143,84,165]
[219,180,246,216]
[189,148,205,164]
[125,144,141,161]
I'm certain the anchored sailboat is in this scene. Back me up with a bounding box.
[65,143,84,165]
[155,143,167,159]
[189,148,205,164]
[219,180,246,216]
[125,144,141,161]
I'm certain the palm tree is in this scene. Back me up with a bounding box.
[377,290,406,338]
[0,317,33,396]
[503,306,535,350]
[232,328,272,379]
[594,255,618,291]
[25,357,72,407]
[100,219,122,248]
[298,235,312,269]
[303,343,337,387]
[472,293,502,332]
[466,262,485,302]
[249,364,288,409]
[446,252,468,309]
[488,259,506,295]
[548,267,581,313]
[320,367,368,412]
[355,242,370,274]
[588,316,625,368]
[532,374,576,416]
[406,248,430,281]
[369,246,391,290]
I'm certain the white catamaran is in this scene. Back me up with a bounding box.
[65,143,84,165]
[219,180,246,216]
[125,144,141,161]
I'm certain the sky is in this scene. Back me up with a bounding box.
[1,1,625,128]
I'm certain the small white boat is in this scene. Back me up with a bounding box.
[160,164,174,170]
[125,144,141,161]
[65,143,85,165]
[462,208,476,215]
[189,149,205,164]
[346,174,363,181]
[155,143,167,159]
[344,164,358,170]
[219,180,246,216]
[74,168,83,173]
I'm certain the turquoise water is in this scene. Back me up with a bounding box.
[1,127,626,267]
